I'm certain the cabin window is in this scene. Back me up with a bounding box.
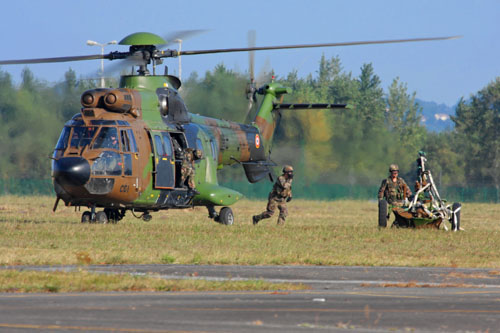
[123,154,133,176]
[210,140,217,161]
[55,126,71,150]
[154,135,165,156]
[69,126,97,149]
[91,151,122,176]
[161,132,173,156]
[93,127,119,150]
[196,139,204,153]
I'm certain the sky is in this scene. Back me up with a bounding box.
[0,0,498,106]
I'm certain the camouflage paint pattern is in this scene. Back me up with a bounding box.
[54,76,289,211]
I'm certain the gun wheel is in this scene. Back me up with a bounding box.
[378,199,388,228]
[451,202,461,231]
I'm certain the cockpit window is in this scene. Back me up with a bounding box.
[55,126,71,150]
[128,129,138,153]
[70,126,97,149]
[65,114,84,127]
[120,129,138,153]
[91,151,122,176]
[93,127,119,150]
[121,130,131,152]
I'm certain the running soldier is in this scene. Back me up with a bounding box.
[253,165,294,226]
[378,164,412,206]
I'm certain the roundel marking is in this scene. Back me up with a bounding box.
[255,134,261,149]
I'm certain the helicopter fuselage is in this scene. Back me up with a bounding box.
[51,75,268,219]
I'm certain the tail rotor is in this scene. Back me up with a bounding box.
[245,30,258,121]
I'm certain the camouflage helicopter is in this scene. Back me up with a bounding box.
[0,32,459,224]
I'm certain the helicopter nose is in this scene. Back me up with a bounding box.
[52,157,90,187]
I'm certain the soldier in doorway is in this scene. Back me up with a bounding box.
[253,165,294,226]
[180,148,198,194]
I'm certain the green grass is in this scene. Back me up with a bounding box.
[0,196,499,268]
[0,270,307,293]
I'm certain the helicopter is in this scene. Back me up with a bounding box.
[0,32,459,225]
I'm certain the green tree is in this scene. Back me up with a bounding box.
[0,68,63,180]
[58,68,79,120]
[385,77,427,174]
[452,78,500,200]
[422,131,464,186]
[183,64,248,122]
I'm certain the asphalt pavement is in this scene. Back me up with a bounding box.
[1,265,499,332]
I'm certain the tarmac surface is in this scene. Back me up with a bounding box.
[1,265,499,332]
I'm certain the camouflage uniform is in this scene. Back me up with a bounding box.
[378,176,412,206]
[180,149,196,190]
[253,166,293,226]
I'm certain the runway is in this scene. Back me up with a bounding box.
[1,265,499,332]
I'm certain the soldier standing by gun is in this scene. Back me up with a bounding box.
[253,165,294,226]
[378,164,412,207]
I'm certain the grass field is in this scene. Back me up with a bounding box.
[1,195,499,269]
[0,269,306,293]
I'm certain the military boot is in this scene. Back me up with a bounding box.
[277,217,285,226]
[252,215,259,225]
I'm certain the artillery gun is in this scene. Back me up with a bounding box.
[378,152,462,231]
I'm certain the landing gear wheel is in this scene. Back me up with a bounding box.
[81,211,91,223]
[451,202,461,231]
[96,211,108,224]
[378,199,388,228]
[104,208,125,224]
[218,207,234,226]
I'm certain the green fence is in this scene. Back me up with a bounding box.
[218,181,499,203]
[1,179,498,203]
[0,179,54,196]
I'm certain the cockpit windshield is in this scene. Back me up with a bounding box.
[70,126,98,149]
[92,127,119,150]
[54,125,126,152]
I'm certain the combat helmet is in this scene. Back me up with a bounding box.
[389,164,399,172]
[194,149,203,159]
[282,165,294,173]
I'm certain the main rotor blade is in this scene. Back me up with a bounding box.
[0,54,106,65]
[0,51,133,65]
[159,29,208,49]
[179,36,461,56]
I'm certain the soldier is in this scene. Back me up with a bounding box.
[378,164,412,206]
[180,148,198,194]
[253,165,294,226]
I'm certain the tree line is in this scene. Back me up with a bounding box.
[0,57,498,199]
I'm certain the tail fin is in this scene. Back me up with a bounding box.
[253,83,348,156]
[247,82,348,183]
[253,83,291,156]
